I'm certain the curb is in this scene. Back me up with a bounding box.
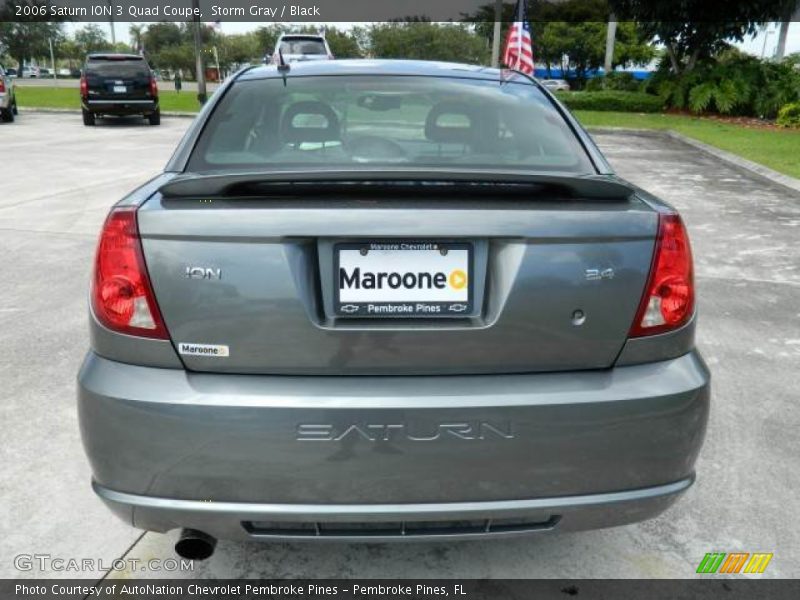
[19,107,197,118]
[587,126,800,196]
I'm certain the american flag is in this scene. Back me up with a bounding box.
[502,0,534,74]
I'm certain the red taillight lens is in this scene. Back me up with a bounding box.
[149,77,158,97]
[79,76,88,97]
[0,79,5,93]
[629,213,695,337]
[91,208,169,339]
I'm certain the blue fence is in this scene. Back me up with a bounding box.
[534,68,652,81]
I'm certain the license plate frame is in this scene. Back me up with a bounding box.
[334,241,474,318]
[113,85,126,93]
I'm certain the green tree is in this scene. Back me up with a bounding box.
[541,20,653,83]
[611,0,798,74]
[217,32,260,71]
[141,22,182,57]
[73,24,112,56]
[368,22,489,64]
[0,2,65,73]
[465,0,616,74]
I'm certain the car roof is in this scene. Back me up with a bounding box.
[279,33,325,40]
[87,53,146,61]
[238,59,530,83]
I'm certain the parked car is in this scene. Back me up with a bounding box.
[78,60,709,559]
[268,32,333,64]
[21,66,39,78]
[0,64,18,122]
[540,78,571,92]
[6,67,17,78]
[80,53,160,126]
[38,67,53,78]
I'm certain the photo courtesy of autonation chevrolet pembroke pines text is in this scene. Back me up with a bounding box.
[1,0,798,598]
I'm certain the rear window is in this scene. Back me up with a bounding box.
[279,38,327,55]
[188,75,593,174]
[86,58,149,78]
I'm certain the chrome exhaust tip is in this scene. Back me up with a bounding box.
[174,529,217,560]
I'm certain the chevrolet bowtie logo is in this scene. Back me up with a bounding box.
[340,304,359,314]
[448,304,468,313]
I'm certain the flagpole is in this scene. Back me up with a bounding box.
[491,0,502,67]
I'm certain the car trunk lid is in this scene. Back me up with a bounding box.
[137,178,656,375]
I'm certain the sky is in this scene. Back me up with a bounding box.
[67,21,800,61]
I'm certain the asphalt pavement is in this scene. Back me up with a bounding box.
[0,112,797,580]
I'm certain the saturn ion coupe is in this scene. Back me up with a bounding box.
[78,60,709,560]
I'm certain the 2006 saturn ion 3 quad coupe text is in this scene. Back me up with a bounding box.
[78,60,710,560]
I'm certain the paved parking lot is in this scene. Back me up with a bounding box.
[1,113,798,580]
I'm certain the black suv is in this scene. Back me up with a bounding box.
[80,54,160,126]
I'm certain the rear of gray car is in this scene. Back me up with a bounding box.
[78,61,709,554]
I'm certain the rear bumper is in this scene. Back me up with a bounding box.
[78,351,710,540]
[93,477,693,542]
[82,99,158,115]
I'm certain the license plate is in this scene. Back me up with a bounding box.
[334,242,472,318]
[113,85,126,93]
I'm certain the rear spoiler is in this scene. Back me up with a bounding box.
[159,170,633,200]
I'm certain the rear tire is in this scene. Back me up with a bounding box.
[12,99,18,115]
[82,109,95,126]
[147,109,161,126]
[0,107,13,123]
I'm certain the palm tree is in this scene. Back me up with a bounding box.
[604,15,617,73]
[774,2,799,60]
[130,24,144,54]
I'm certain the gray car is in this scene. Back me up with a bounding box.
[540,78,571,92]
[0,64,18,122]
[78,60,709,560]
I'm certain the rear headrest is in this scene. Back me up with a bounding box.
[425,102,484,145]
[281,101,340,144]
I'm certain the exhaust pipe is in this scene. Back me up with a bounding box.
[174,529,217,560]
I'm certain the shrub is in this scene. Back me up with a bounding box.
[558,91,664,113]
[585,72,641,92]
[651,54,800,119]
[776,102,800,128]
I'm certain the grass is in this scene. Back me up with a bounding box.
[574,110,800,179]
[16,86,202,113]
[14,87,800,179]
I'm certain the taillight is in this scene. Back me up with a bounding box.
[79,76,88,97]
[91,208,169,339]
[629,213,695,337]
[149,77,158,97]
[0,79,5,93]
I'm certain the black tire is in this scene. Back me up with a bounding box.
[82,109,95,126]
[0,107,13,123]
[147,109,161,126]
[12,99,18,115]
